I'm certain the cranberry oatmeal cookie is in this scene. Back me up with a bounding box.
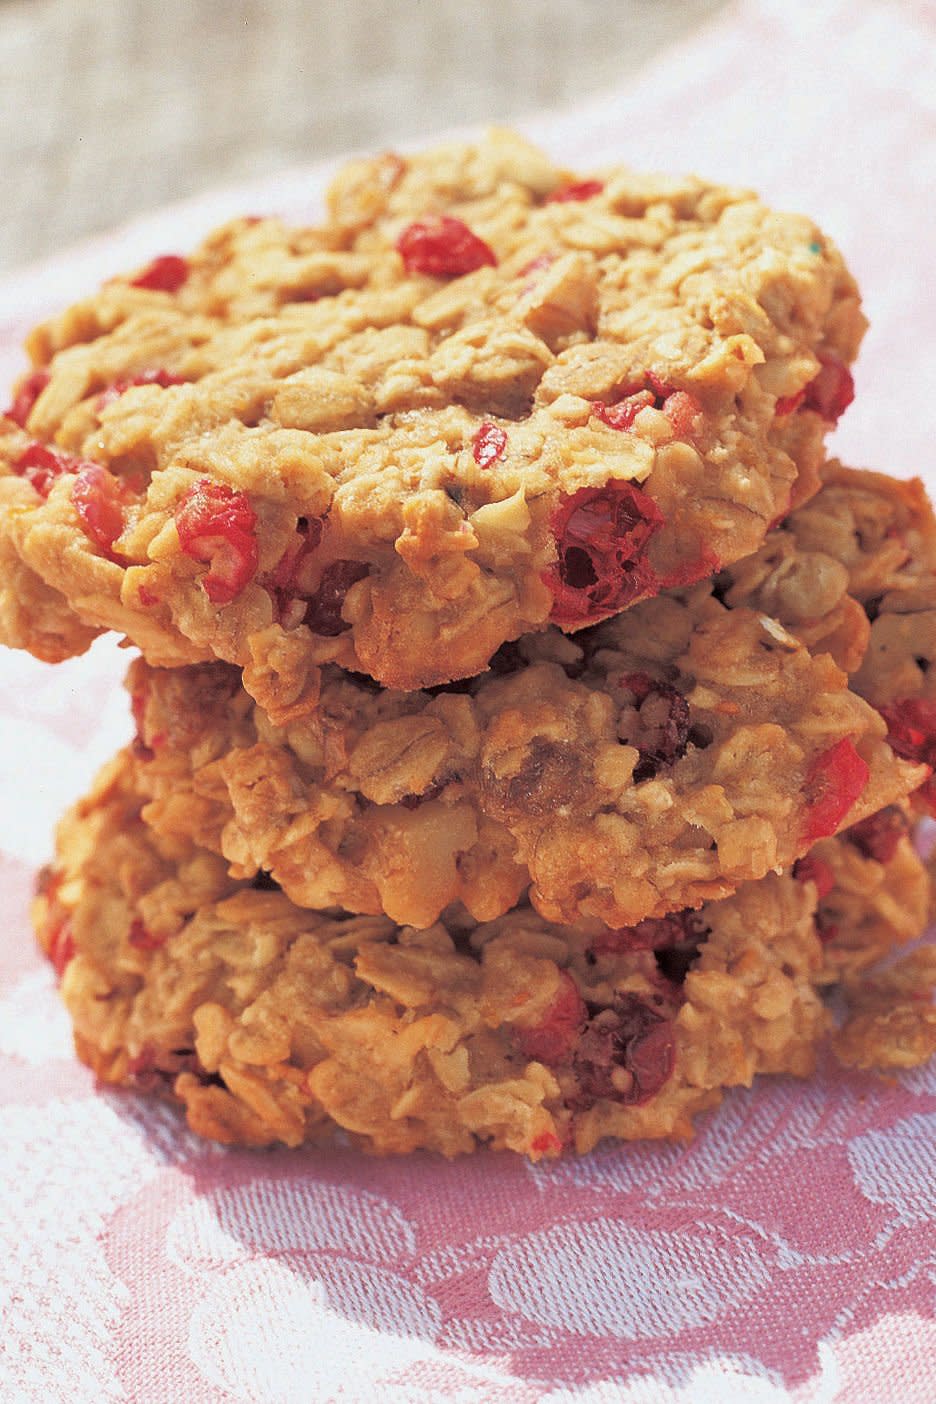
[127,594,921,930]
[34,754,933,1158]
[0,130,862,693]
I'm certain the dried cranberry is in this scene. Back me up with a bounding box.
[5,368,50,426]
[547,179,605,203]
[130,254,189,293]
[845,805,909,864]
[878,698,936,815]
[594,392,655,432]
[792,853,836,899]
[879,697,936,769]
[592,908,705,955]
[546,482,664,628]
[802,738,870,843]
[127,919,166,951]
[515,971,586,1064]
[175,479,259,605]
[572,995,675,1107]
[96,367,185,411]
[594,374,702,441]
[396,216,497,277]
[620,672,691,781]
[72,464,127,556]
[48,920,76,978]
[304,559,370,636]
[471,422,508,468]
[13,442,85,498]
[802,354,854,423]
[530,1130,564,1155]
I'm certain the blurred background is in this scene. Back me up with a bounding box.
[0,0,729,273]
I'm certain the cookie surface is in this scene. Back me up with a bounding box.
[0,130,862,692]
[35,753,931,1159]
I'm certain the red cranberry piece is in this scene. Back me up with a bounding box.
[878,698,936,813]
[792,853,836,900]
[396,216,497,277]
[572,995,675,1107]
[72,464,127,556]
[594,391,655,432]
[802,738,870,843]
[5,369,50,426]
[48,920,76,978]
[304,559,370,636]
[879,697,936,768]
[592,908,705,956]
[128,919,166,951]
[13,442,84,498]
[530,1130,564,1155]
[546,482,664,628]
[803,354,854,423]
[547,179,605,204]
[96,367,185,411]
[515,971,586,1064]
[621,672,691,781]
[130,254,189,293]
[471,421,508,468]
[594,374,702,440]
[175,479,259,605]
[845,805,909,864]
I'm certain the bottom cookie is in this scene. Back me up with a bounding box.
[34,753,935,1158]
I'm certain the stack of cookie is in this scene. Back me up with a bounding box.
[3,131,934,1157]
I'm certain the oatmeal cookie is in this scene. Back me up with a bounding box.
[38,753,931,1159]
[127,576,921,929]
[720,462,936,812]
[0,129,862,692]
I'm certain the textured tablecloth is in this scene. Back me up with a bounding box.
[1,2,935,1399]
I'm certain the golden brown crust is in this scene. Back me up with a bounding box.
[1,130,863,690]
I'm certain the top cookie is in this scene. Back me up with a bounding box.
[0,130,863,690]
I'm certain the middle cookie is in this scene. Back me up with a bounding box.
[128,490,924,929]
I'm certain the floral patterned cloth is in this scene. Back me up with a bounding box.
[1,2,934,1398]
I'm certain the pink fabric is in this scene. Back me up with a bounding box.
[1,2,934,1398]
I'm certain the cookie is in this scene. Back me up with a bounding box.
[35,753,931,1158]
[125,484,925,929]
[0,129,863,693]
[721,462,936,812]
